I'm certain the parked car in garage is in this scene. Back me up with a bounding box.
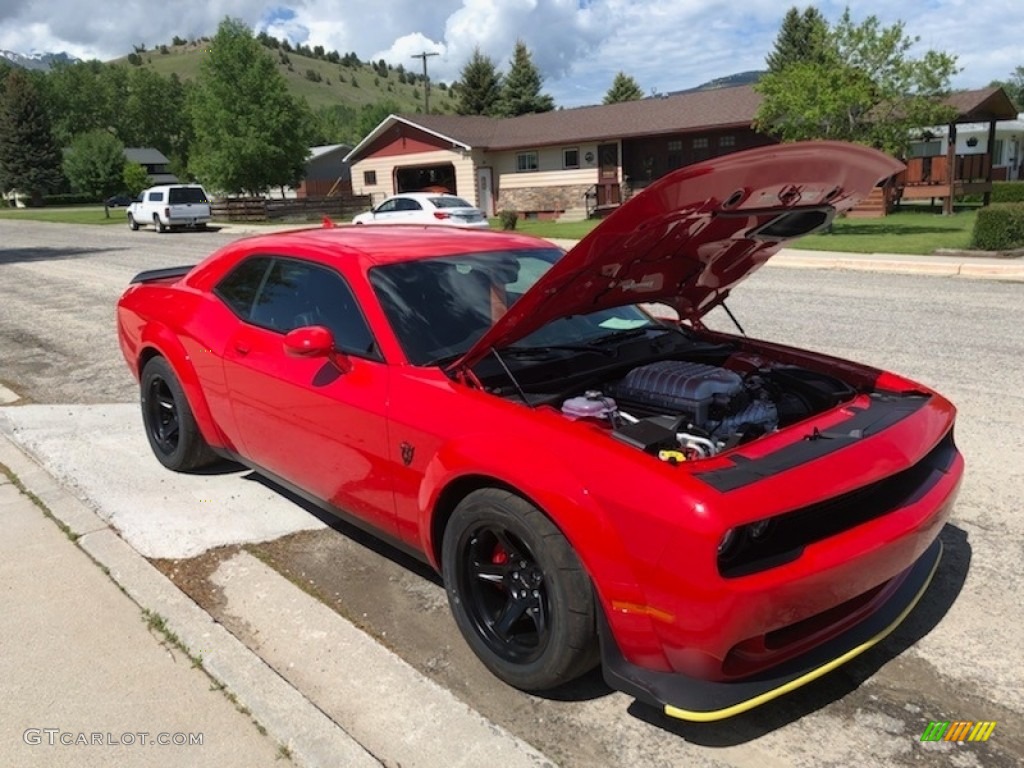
[352,192,490,229]
[116,142,962,722]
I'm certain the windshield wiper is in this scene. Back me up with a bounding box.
[503,343,617,357]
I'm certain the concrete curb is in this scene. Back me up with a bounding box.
[0,432,379,768]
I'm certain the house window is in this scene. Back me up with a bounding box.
[516,152,539,172]
[363,170,377,186]
[692,137,709,149]
[908,141,943,158]
[719,135,736,147]
[992,139,1005,164]
[667,140,682,152]
[563,148,579,169]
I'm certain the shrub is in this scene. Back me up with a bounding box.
[991,181,1024,203]
[41,193,102,205]
[970,203,1024,250]
[498,209,519,230]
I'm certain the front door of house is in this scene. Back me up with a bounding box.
[477,167,494,216]
[597,143,620,207]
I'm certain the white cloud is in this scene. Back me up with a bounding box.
[0,0,1019,106]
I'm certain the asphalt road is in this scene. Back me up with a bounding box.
[1,219,1022,767]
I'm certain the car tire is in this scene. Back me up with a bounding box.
[442,489,599,691]
[127,213,139,231]
[140,356,218,472]
[154,214,166,233]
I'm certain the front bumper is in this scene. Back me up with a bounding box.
[600,537,942,722]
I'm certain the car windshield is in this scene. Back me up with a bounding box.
[429,196,474,209]
[369,248,655,366]
[168,187,208,204]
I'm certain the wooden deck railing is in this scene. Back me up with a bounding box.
[900,153,992,186]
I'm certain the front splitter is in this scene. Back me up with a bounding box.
[600,537,943,722]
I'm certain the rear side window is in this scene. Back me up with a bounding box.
[169,187,209,204]
[395,198,423,211]
[149,191,164,202]
[215,257,272,319]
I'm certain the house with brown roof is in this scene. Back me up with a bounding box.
[344,84,1018,219]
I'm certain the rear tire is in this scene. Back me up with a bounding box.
[140,357,218,471]
[127,213,139,231]
[442,489,599,691]
[154,214,166,233]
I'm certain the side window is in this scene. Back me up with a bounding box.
[375,199,399,213]
[149,191,164,202]
[397,198,422,211]
[248,258,379,359]
[214,257,272,319]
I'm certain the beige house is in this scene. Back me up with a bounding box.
[345,84,1017,220]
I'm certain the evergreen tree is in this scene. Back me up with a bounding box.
[495,40,554,117]
[455,47,502,115]
[63,129,126,199]
[0,70,65,204]
[603,72,644,104]
[765,6,831,73]
[189,18,312,194]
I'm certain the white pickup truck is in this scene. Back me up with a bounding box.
[127,185,212,232]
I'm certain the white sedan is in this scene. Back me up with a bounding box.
[352,193,491,229]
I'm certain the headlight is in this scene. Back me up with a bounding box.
[717,528,739,557]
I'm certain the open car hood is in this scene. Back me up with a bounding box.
[453,141,902,371]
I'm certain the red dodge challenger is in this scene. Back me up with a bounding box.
[117,142,963,721]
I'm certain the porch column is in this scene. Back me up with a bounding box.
[984,119,997,206]
[944,122,956,216]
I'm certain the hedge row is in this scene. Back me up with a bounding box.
[41,193,103,205]
[970,203,1024,251]
[991,181,1024,204]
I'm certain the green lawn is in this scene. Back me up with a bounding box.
[495,206,979,255]
[792,207,977,254]
[0,206,127,225]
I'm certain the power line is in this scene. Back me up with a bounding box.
[411,51,440,113]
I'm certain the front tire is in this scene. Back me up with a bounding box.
[127,213,139,231]
[140,357,218,471]
[442,489,598,691]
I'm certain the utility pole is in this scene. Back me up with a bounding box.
[411,51,440,113]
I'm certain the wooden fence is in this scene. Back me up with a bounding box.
[211,194,372,222]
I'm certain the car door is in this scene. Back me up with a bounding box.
[369,198,401,223]
[217,255,397,534]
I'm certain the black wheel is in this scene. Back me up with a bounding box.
[127,213,139,231]
[140,357,217,471]
[442,489,598,691]
[154,214,166,233]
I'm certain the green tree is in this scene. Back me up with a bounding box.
[765,7,830,73]
[45,60,119,145]
[603,72,644,104]
[0,70,65,204]
[357,101,402,139]
[455,47,502,115]
[123,162,150,196]
[63,129,126,199]
[754,9,959,156]
[189,17,312,194]
[494,40,554,117]
[312,103,360,145]
[990,66,1024,111]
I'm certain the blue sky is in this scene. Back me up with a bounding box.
[0,1,1019,107]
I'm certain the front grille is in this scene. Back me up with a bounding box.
[718,429,957,578]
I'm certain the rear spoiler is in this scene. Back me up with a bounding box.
[129,265,196,284]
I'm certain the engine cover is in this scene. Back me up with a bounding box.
[614,361,745,425]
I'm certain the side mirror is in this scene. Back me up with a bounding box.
[283,326,352,372]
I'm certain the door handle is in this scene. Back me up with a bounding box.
[234,342,250,355]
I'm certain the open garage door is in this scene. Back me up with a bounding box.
[395,163,457,195]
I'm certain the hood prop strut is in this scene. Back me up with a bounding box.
[490,347,533,407]
[721,301,746,337]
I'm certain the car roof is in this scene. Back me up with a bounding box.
[386,192,466,201]
[232,224,553,266]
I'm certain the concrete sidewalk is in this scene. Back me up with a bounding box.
[0,438,378,768]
